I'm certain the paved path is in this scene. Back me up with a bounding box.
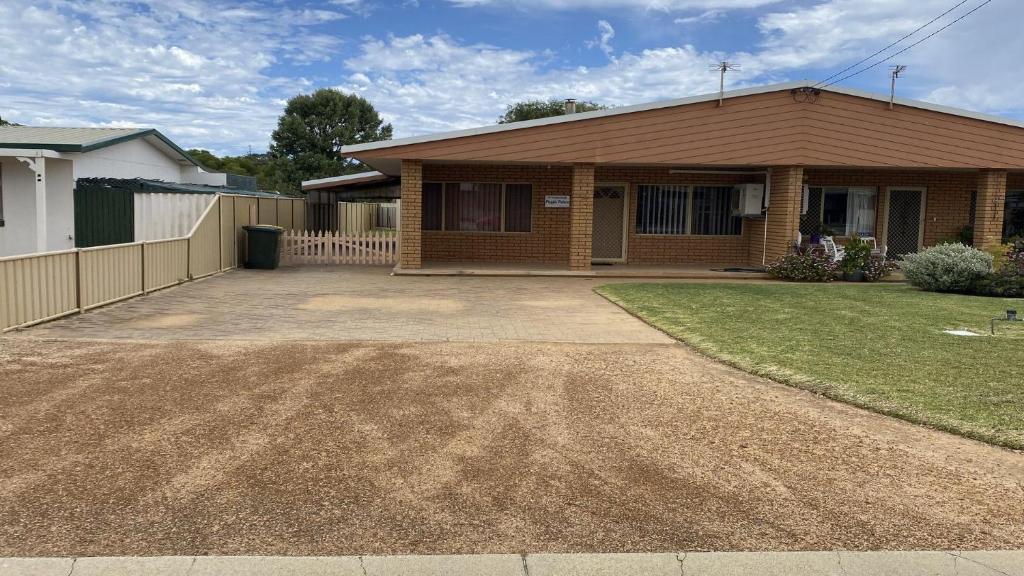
[13,266,672,344]
[3,551,1023,576]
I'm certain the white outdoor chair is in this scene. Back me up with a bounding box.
[861,236,889,259]
[821,236,845,262]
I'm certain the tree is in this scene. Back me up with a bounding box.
[269,88,392,191]
[498,99,606,123]
[0,116,18,126]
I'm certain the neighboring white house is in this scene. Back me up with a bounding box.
[0,126,228,257]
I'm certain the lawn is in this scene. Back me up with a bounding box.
[596,282,1024,449]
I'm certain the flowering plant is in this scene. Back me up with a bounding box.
[766,252,839,282]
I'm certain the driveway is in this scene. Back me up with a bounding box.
[2,266,1023,556]
[14,266,672,344]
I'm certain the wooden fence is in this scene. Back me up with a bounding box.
[281,230,397,265]
[0,194,306,332]
[337,202,399,233]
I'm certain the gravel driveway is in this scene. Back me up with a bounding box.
[2,338,1022,557]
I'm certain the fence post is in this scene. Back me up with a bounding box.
[217,196,224,272]
[74,249,83,313]
[141,242,147,294]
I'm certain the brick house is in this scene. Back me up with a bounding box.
[340,81,1024,272]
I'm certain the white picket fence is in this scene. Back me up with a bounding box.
[281,229,398,265]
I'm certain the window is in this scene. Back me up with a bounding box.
[422,182,443,230]
[636,184,688,235]
[692,186,741,235]
[421,182,532,232]
[813,186,877,236]
[1005,190,1024,242]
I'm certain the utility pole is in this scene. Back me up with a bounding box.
[889,65,907,110]
[710,61,740,107]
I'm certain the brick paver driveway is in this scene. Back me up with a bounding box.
[16,266,672,344]
[2,265,1024,557]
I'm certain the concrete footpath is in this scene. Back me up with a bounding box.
[2,551,1022,576]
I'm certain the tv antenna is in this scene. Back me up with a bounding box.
[889,65,908,110]
[710,61,740,107]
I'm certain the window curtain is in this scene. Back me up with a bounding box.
[445,183,502,232]
[636,184,687,235]
[692,186,741,235]
[422,182,443,230]
[504,184,532,232]
[846,187,877,236]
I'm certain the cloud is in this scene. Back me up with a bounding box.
[586,20,616,58]
[0,0,359,155]
[448,0,781,9]
[674,9,725,25]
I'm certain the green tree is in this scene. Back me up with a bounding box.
[0,115,18,126]
[498,99,606,123]
[268,88,392,192]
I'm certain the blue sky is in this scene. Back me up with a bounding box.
[1,0,1019,155]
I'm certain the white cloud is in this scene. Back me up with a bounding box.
[586,20,616,59]
[448,0,781,9]
[674,9,725,25]
[0,0,361,155]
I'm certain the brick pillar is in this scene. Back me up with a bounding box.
[399,159,423,269]
[760,166,804,264]
[974,169,1007,249]
[569,163,595,271]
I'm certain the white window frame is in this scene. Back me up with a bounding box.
[423,181,533,234]
[816,186,879,236]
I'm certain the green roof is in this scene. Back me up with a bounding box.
[0,126,200,166]
[78,177,285,198]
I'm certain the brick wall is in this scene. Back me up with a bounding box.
[974,170,1007,249]
[421,163,571,264]
[596,166,761,265]
[399,160,422,269]
[570,164,595,270]
[805,169,976,247]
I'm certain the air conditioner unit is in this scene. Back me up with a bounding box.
[733,183,766,216]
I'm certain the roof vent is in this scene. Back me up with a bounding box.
[564,99,577,114]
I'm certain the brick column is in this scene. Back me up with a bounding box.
[569,163,595,271]
[399,159,423,269]
[974,169,1007,249]
[761,166,804,264]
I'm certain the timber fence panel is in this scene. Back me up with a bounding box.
[279,230,397,266]
[188,196,222,279]
[0,250,79,331]
[79,243,144,310]
[220,195,236,270]
[143,238,189,292]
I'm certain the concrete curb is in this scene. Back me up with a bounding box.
[2,551,1022,576]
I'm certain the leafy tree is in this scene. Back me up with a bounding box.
[498,99,606,123]
[268,88,392,191]
[0,115,18,126]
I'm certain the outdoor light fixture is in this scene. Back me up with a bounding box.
[991,309,1022,335]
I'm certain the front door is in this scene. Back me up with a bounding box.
[886,188,926,258]
[592,184,627,262]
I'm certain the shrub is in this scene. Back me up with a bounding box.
[840,235,872,275]
[900,243,994,293]
[1003,238,1024,274]
[863,257,898,282]
[971,270,1024,297]
[767,252,839,282]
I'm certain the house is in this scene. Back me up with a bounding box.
[301,171,400,232]
[0,127,229,257]
[340,81,1024,272]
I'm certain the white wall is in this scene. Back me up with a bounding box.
[72,139,185,182]
[45,158,75,252]
[134,192,215,241]
[0,157,76,257]
[0,157,37,257]
[180,166,228,186]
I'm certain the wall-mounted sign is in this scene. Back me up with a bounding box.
[545,195,570,208]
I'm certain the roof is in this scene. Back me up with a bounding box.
[77,177,285,198]
[301,171,393,191]
[341,80,1024,155]
[0,126,201,166]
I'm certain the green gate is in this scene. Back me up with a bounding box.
[74,179,134,248]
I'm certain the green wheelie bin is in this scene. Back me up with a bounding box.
[243,225,284,269]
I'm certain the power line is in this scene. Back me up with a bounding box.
[819,0,995,88]
[813,0,971,88]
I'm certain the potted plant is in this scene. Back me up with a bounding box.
[840,235,872,281]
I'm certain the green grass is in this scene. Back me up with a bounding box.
[596,282,1024,449]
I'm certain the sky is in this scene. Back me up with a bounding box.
[0,0,1019,156]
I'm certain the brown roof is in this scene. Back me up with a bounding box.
[343,82,1024,173]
